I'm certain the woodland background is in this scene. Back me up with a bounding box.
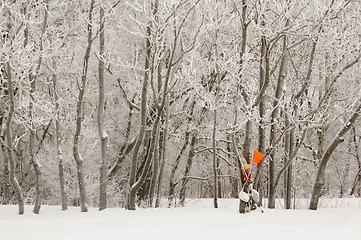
[0,0,361,214]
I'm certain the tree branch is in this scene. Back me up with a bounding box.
[117,78,140,111]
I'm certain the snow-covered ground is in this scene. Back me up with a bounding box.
[1,198,361,240]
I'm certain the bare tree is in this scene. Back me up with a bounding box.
[1,1,24,215]
[4,62,24,215]
[52,68,67,210]
[24,0,49,214]
[350,125,361,196]
[73,0,96,212]
[125,1,154,210]
[98,3,108,212]
[127,0,202,210]
[310,99,361,210]
[155,96,169,208]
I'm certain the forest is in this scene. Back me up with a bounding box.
[0,0,361,215]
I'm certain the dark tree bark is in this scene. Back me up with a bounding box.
[147,123,161,207]
[350,125,361,196]
[0,141,10,204]
[168,99,195,206]
[227,132,238,198]
[73,0,96,212]
[212,102,218,208]
[5,62,24,215]
[25,0,49,214]
[155,96,169,208]
[126,12,152,211]
[284,114,293,209]
[268,128,307,207]
[310,100,361,210]
[254,29,266,191]
[52,71,67,211]
[168,135,189,207]
[179,134,197,207]
[212,29,221,208]
[98,4,108,211]
[129,112,161,209]
[268,23,288,208]
[127,0,201,209]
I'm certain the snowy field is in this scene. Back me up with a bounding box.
[1,198,361,240]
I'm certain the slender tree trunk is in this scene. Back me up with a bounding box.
[238,0,251,171]
[212,69,220,209]
[242,120,252,166]
[310,100,361,210]
[5,62,24,215]
[227,133,238,198]
[212,105,218,208]
[1,85,10,205]
[231,103,247,213]
[269,128,307,208]
[179,134,197,207]
[29,78,43,214]
[129,112,161,209]
[143,0,201,207]
[52,71,67,210]
[168,133,189,207]
[98,5,107,211]
[284,114,293,209]
[148,123,161,207]
[155,96,169,208]
[1,143,10,204]
[350,125,361,196]
[126,16,152,211]
[254,31,266,191]
[168,100,195,206]
[107,87,135,178]
[268,20,288,208]
[73,0,95,212]
[25,0,48,214]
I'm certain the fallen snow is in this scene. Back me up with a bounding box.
[1,200,361,240]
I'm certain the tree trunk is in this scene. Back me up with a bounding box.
[212,78,220,207]
[0,143,10,204]
[72,0,95,212]
[284,115,293,209]
[238,0,251,172]
[212,105,218,208]
[269,128,307,209]
[107,89,135,178]
[129,112,161,209]
[168,132,189,207]
[5,62,24,215]
[179,134,197,207]
[155,96,169,208]
[148,123,161,207]
[126,16,152,211]
[254,30,266,191]
[24,0,49,214]
[98,5,107,211]
[310,100,361,210]
[168,100,195,206]
[268,20,288,208]
[227,133,238,198]
[52,71,67,210]
[29,78,43,214]
[1,69,10,204]
[350,125,361,196]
